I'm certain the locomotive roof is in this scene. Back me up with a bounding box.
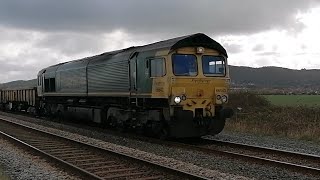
[137,33,227,57]
[38,33,227,74]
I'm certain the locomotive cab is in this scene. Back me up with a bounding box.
[166,47,233,137]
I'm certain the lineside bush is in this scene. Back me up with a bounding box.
[225,91,320,143]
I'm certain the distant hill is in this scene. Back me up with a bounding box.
[230,66,320,89]
[1,66,320,90]
[0,79,37,90]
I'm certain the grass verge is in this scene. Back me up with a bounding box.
[264,95,320,107]
[225,92,320,143]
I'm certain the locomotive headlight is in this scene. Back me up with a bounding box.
[196,47,205,54]
[174,96,182,104]
[221,95,228,103]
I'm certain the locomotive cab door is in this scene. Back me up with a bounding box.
[129,52,138,105]
[37,71,45,97]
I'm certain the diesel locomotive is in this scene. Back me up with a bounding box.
[1,33,233,138]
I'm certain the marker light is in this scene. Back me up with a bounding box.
[221,95,228,103]
[197,47,205,54]
[174,96,182,104]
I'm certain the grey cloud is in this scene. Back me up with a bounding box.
[300,44,307,50]
[257,52,281,56]
[35,33,106,56]
[0,47,62,83]
[253,57,282,67]
[253,58,271,67]
[0,27,35,43]
[34,32,157,57]
[0,61,35,72]
[0,61,37,83]
[272,45,278,52]
[223,43,243,54]
[1,0,319,83]
[252,44,264,51]
[0,0,318,36]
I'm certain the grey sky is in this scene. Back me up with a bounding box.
[0,0,317,35]
[0,0,319,83]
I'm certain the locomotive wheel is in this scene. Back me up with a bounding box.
[55,111,63,122]
[158,126,169,140]
[111,116,126,133]
[116,122,126,133]
[209,117,226,135]
[156,121,170,140]
[101,116,111,128]
[44,104,52,117]
[144,121,169,139]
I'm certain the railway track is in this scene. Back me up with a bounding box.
[1,112,319,178]
[170,138,320,176]
[0,118,207,180]
[200,138,320,168]
[100,126,320,177]
[58,119,320,177]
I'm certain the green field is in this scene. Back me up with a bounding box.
[264,95,320,106]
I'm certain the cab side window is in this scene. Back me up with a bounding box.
[37,76,42,86]
[44,78,56,92]
[150,58,165,77]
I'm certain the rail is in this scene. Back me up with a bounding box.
[0,118,208,180]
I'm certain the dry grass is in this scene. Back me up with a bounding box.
[225,92,320,143]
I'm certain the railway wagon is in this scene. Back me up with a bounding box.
[37,33,233,138]
[0,88,38,112]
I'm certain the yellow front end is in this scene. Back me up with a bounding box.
[162,47,233,137]
[149,46,233,138]
[168,47,230,118]
[170,78,229,117]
